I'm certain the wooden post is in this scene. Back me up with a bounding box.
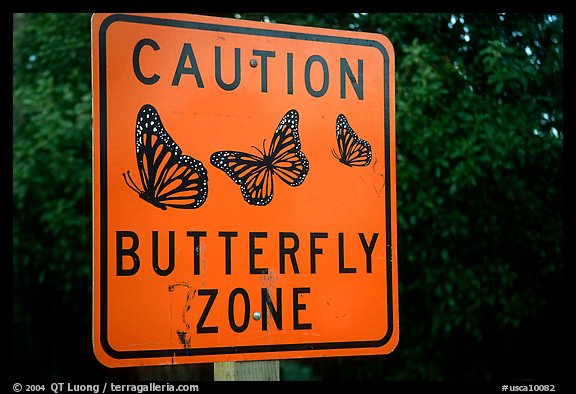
[214,360,280,381]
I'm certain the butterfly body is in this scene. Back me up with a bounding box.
[123,104,208,210]
[210,109,309,206]
[332,114,372,167]
[260,153,276,169]
[130,176,168,210]
[336,156,354,167]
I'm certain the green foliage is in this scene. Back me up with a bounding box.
[13,13,563,381]
[13,13,93,300]
[385,13,562,381]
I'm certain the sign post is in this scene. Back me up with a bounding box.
[92,13,398,373]
[214,360,280,381]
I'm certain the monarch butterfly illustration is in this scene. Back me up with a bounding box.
[332,114,372,167]
[210,109,309,206]
[122,104,208,210]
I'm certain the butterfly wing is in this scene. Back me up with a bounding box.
[268,109,309,186]
[334,114,372,167]
[210,151,274,206]
[129,104,208,210]
[155,154,209,209]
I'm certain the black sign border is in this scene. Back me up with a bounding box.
[96,13,396,361]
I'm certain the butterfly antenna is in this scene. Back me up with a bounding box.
[252,139,267,156]
[331,148,341,160]
[122,171,143,194]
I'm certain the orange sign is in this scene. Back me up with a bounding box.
[92,13,398,367]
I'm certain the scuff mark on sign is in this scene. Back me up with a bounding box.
[259,269,278,288]
[371,157,385,197]
[168,282,196,348]
[371,156,379,172]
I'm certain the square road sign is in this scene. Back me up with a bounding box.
[92,12,398,367]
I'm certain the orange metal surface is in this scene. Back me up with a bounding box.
[92,13,398,367]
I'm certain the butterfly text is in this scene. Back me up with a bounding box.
[133,39,364,100]
[115,230,380,277]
